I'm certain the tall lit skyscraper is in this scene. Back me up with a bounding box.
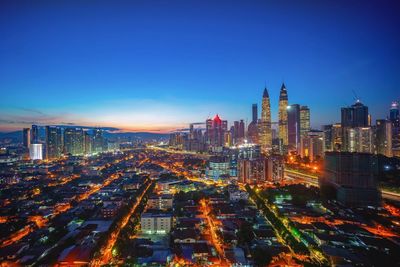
[206,114,228,151]
[45,126,62,160]
[278,83,288,146]
[259,87,272,151]
[31,124,39,143]
[238,120,245,142]
[375,119,392,157]
[64,128,84,155]
[300,106,310,137]
[29,144,43,160]
[390,101,399,127]
[341,100,369,152]
[93,128,105,153]
[287,104,300,150]
[23,128,31,148]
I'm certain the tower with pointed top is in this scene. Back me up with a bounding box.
[278,83,289,146]
[259,87,272,151]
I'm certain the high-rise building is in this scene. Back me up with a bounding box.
[64,128,84,155]
[322,125,333,152]
[84,131,92,154]
[29,143,43,160]
[238,156,284,184]
[93,128,105,153]
[341,100,369,128]
[233,120,240,144]
[31,125,39,143]
[300,106,310,137]
[252,103,258,123]
[319,152,381,207]
[278,83,289,146]
[390,101,399,126]
[23,128,31,148]
[259,88,272,152]
[375,119,392,157]
[45,126,62,160]
[300,130,324,160]
[238,120,245,142]
[287,104,300,150]
[206,114,228,151]
[341,100,369,152]
[344,127,373,153]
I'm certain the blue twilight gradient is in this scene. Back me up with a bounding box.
[0,0,399,132]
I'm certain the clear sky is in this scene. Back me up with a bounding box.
[1,0,399,132]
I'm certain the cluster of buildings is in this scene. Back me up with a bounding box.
[323,100,400,158]
[22,126,118,161]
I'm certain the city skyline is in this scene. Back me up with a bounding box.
[1,0,399,133]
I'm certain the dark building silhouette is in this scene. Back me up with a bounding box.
[319,152,381,207]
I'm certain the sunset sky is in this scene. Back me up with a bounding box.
[1,0,399,132]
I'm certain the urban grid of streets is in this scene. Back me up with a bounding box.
[1,146,400,266]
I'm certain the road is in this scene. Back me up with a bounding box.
[285,169,400,202]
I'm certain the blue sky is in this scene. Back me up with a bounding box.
[1,0,399,132]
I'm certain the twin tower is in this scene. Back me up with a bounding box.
[258,83,288,151]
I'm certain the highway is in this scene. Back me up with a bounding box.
[285,169,400,202]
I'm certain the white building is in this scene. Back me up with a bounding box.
[29,143,43,160]
[141,213,172,234]
[147,194,173,210]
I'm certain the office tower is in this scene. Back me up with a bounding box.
[84,131,92,154]
[23,128,31,148]
[287,104,300,150]
[341,100,369,151]
[252,103,258,123]
[224,130,232,147]
[31,124,39,143]
[206,114,228,151]
[248,104,259,144]
[259,87,272,151]
[332,123,342,151]
[46,126,62,160]
[93,128,104,153]
[390,101,399,126]
[300,106,310,137]
[375,119,392,157]
[278,83,289,146]
[300,130,324,160]
[233,121,240,144]
[29,144,43,160]
[322,125,333,152]
[341,100,369,128]
[345,127,373,153]
[64,128,84,155]
[319,152,381,207]
[239,119,245,142]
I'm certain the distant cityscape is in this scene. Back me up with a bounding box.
[1,1,400,266]
[0,84,399,266]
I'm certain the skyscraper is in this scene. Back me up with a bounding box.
[238,120,245,142]
[247,104,259,144]
[252,103,258,123]
[259,87,272,151]
[319,152,381,207]
[31,124,39,143]
[278,83,288,146]
[206,114,228,151]
[389,101,399,126]
[287,104,300,150]
[64,128,84,155]
[93,128,105,153]
[300,106,310,137]
[46,126,62,160]
[23,128,31,148]
[341,100,369,152]
[375,119,392,157]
